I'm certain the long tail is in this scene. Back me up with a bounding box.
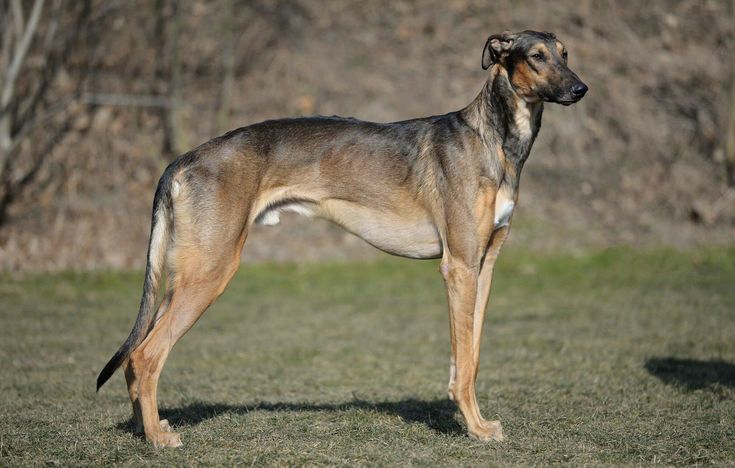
[96,168,175,391]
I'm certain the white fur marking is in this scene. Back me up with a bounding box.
[258,210,281,226]
[148,206,168,279]
[494,199,515,229]
[281,203,314,218]
[171,180,181,199]
[256,202,314,226]
[514,98,532,139]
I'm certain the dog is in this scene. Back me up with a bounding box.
[97,30,587,447]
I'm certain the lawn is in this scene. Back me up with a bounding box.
[1,247,734,465]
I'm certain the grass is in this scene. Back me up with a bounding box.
[1,247,734,465]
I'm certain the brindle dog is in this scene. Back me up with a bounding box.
[97,30,587,447]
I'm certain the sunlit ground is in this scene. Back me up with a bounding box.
[1,248,734,465]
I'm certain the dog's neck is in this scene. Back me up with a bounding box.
[461,65,543,190]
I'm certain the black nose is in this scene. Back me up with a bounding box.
[571,82,588,97]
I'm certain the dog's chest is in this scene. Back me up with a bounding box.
[513,101,534,140]
[493,192,515,229]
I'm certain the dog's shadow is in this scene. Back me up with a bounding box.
[645,357,735,391]
[117,397,463,435]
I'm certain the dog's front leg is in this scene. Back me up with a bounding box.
[441,254,504,441]
[466,226,509,438]
[473,226,509,375]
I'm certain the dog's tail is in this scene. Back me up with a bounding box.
[96,168,176,392]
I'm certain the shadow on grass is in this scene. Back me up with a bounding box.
[645,357,735,390]
[117,398,463,435]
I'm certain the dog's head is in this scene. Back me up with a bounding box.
[482,30,587,105]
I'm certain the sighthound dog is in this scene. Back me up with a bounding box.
[97,30,587,447]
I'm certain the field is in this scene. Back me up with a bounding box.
[1,248,734,465]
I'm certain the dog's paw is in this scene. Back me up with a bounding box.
[159,419,173,432]
[149,431,183,448]
[468,420,505,442]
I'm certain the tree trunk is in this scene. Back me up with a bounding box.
[166,1,188,156]
[214,2,235,136]
[726,50,735,187]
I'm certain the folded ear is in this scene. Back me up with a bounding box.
[482,31,515,69]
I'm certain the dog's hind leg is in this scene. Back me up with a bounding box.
[129,168,252,447]
[124,291,172,434]
[130,231,246,447]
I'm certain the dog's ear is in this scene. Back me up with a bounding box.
[482,31,514,69]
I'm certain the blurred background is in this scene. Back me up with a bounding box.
[2,2,735,463]
[0,0,733,270]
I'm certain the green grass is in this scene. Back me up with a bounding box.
[1,247,734,465]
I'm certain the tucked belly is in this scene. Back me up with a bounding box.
[255,198,442,259]
[321,199,442,259]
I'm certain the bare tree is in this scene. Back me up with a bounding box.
[0,0,91,225]
[153,0,188,158]
[0,0,45,163]
[727,1,735,187]
[214,0,236,136]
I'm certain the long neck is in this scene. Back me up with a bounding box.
[461,66,543,190]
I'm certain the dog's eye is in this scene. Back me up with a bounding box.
[531,53,544,61]
[562,51,568,60]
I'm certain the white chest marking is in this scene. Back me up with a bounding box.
[513,99,533,140]
[494,198,515,229]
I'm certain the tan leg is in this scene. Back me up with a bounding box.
[469,226,508,435]
[448,180,497,403]
[128,240,243,448]
[130,319,181,448]
[124,291,172,434]
[441,256,503,441]
[473,226,508,369]
[447,299,458,402]
[123,360,144,434]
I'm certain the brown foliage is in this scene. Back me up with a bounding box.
[0,0,734,270]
